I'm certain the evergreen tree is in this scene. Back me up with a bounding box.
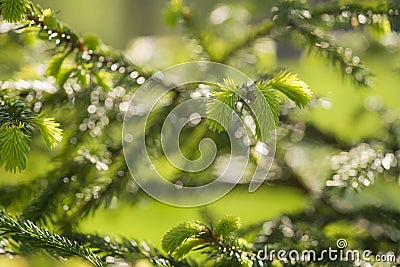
[0,0,399,266]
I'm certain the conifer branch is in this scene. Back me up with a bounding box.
[75,234,193,267]
[162,216,255,265]
[205,71,312,141]
[255,199,400,254]
[313,0,400,18]
[0,182,34,208]
[22,162,92,223]
[0,98,63,173]
[0,210,103,267]
[290,22,373,87]
[22,3,150,90]
[165,1,275,62]
[269,0,381,87]
[58,164,132,233]
[0,0,399,266]
[0,0,29,23]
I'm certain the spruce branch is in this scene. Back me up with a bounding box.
[313,0,400,18]
[33,115,63,149]
[312,1,400,34]
[270,0,375,87]
[15,109,96,222]
[255,82,281,128]
[0,99,36,132]
[215,215,241,241]
[162,216,255,265]
[1,1,399,266]
[291,22,373,87]
[0,182,34,208]
[45,50,72,81]
[21,162,92,223]
[13,80,175,227]
[0,124,31,173]
[0,0,30,23]
[205,78,240,133]
[58,163,132,233]
[21,3,150,90]
[0,99,63,172]
[205,72,312,141]
[162,221,206,256]
[266,70,313,108]
[0,210,103,267]
[74,234,193,267]
[254,199,400,258]
[165,0,275,63]
[161,200,400,266]
[20,109,119,225]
